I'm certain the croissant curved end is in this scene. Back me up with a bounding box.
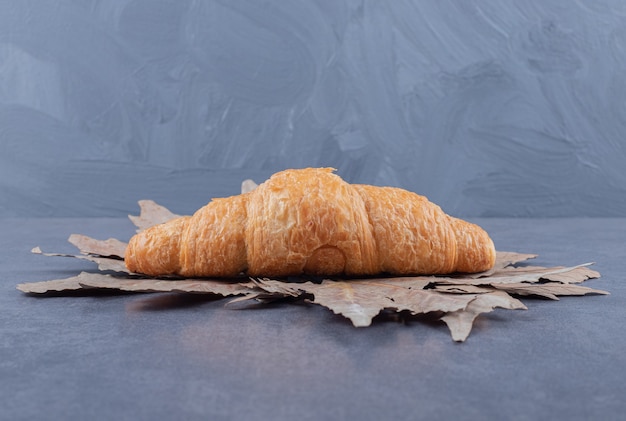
[125,216,189,276]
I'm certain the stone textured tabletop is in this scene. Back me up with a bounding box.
[2,217,624,420]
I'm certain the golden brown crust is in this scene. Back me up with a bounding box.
[353,184,458,275]
[448,216,496,273]
[245,168,377,276]
[124,168,496,277]
[125,216,189,276]
[179,193,249,277]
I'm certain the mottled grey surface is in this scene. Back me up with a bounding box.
[1,0,626,217]
[2,217,625,420]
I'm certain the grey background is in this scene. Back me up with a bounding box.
[1,0,626,217]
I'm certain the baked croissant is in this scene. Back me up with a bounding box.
[124,168,496,277]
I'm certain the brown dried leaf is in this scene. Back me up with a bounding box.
[299,280,477,327]
[78,276,254,296]
[433,284,494,294]
[481,264,600,283]
[250,278,303,297]
[492,282,609,300]
[468,251,538,278]
[31,247,130,274]
[534,266,600,284]
[68,234,127,258]
[437,263,596,286]
[227,278,303,305]
[494,251,539,267]
[17,272,111,294]
[352,276,435,290]
[441,291,527,342]
[128,199,181,232]
[301,281,391,327]
[241,179,258,194]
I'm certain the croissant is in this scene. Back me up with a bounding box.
[124,168,496,277]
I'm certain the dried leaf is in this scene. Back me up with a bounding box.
[301,281,392,327]
[241,179,258,194]
[351,276,435,290]
[433,284,494,294]
[481,264,598,283]
[469,251,538,278]
[68,234,127,258]
[227,278,303,305]
[492,282,609,300]
[128,199,180,232]
[250,278,303,297]
[532,266,600,284]
[438,263,596,286]
[17,272,111,294]
[78,276,254,296]
[493,251,539,268]
[441,291,527,342]
[299,280,477,327]
[31,247,129,274]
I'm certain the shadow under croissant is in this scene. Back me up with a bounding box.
[125,293,225,312]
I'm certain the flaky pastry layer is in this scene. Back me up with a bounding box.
[125,168,496,277]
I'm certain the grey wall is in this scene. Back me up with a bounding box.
[1,0,626,217]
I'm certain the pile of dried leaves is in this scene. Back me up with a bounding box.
[18,195,607,342]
